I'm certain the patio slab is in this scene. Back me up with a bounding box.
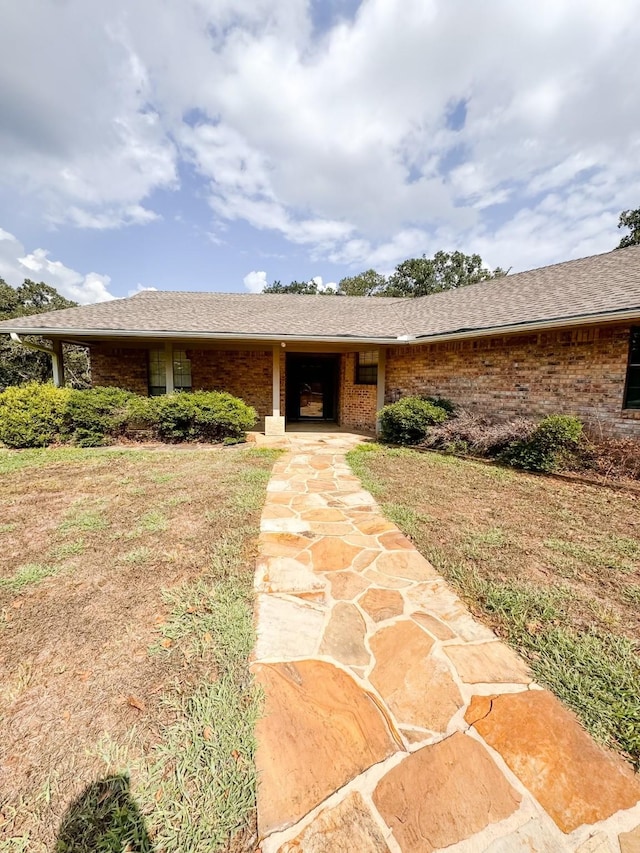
[253,434,640,853]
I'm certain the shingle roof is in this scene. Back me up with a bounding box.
[2,246,640,342]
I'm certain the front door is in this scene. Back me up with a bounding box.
[286,354,338,421]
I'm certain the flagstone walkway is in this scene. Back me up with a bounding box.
[252,434,640,853]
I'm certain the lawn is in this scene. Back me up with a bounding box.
[348,444,640,768]
[0,444,280,853]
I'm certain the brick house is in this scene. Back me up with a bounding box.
[2,246,640,438]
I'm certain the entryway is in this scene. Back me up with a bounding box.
[285,354,339,422]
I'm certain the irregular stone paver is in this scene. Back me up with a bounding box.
[277,792,392,852]
[373,733,522,853]
[319,602,369,666]
[254,659,399,836]
[253,433,640,852]
[308,537,362,571]
[359,587,404,622]
[411,610,456,640]
[484,818,566,852]
[328,570,370,600]
[619,826,640,853]
[445,641,532,684]
[256,556,327,599]
[466,691,640,832]
[375,550,439,582]
[369,620,463,731]
[254,594,326,660]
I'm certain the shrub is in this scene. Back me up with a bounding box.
[501,414,584,473]
[422,410,536,457]
[64,386,136,446]
[148,391,257,443]
[0,382,71,448]
[379,396,448,445]
[421,395,456,416]
[0,384,257,448]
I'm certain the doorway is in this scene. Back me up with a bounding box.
[286,354,339,422]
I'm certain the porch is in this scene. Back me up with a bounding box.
[87,340,387,436]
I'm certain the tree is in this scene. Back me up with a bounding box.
[383,250,505,298]
[337,269,387,297]
[263,279,320,294]
[263,279,337,295]
[617,208,640,248]
[0,278,90,389]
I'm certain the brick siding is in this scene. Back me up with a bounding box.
[90,346,149,396]
[385,323,640,438]
[187,349,272,423]
[339,352,377,432]
[89,325,640,438]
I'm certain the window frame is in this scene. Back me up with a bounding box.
[354,350,378,386]
[148,348,192,396]
[623,326,640,410]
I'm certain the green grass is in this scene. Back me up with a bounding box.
[0,563,61,592]
[348,443,640,768]
[58,509,108,534]
[138,510,168,534]
[50,540,85,560]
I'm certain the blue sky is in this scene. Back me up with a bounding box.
[0,0,639,303]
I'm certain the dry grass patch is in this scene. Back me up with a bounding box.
[0,445,280,852]
[348,444,640,768]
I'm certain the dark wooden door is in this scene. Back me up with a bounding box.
[286,355,338,421]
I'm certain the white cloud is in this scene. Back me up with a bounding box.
[1,0,640,272]
[0,227,116,304]
[128,283,159,296]
[243,270,268,293]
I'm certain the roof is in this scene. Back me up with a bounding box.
[2,245,640,344]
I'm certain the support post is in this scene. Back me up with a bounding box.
[264,345,286,435]
[165,341,174,394]
[52,339,65,388]
[376,347,386,435]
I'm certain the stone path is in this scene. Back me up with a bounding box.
[251,433,640,853]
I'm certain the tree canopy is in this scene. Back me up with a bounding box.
[263,250,506,299]
[0,278,89,388]
[263,279,336,295]
[617,208,640,249]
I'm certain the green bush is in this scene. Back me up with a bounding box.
[0,384,257,448]
[0,382,71,448]
[64,386,136,446]
[501,414,584,472]
[379,396,448,445]
[148,391,257,443]
[421,395,456,415]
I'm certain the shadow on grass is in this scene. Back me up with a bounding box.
[56,774,153,852]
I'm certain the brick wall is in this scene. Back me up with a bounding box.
[90,346,274,424]
[339,352,378,432]
[385,323,640,438]
[187,349,272,423]
[90,346,149,395]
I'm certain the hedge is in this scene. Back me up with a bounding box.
[0,384,257,449]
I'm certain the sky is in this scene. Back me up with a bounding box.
[0,0,639,304]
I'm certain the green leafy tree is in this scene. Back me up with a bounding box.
[383,250,505,297]
[337,269,387,296]
[263,279,319,294]
[0,278,90,389]
[263,279,339,295]
[617,208,640,248]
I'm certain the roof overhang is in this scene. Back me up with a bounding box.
[2,305,639,347]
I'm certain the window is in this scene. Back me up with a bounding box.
[355,350,378,385]
[624,327,640,409]
[148,348,192,395]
